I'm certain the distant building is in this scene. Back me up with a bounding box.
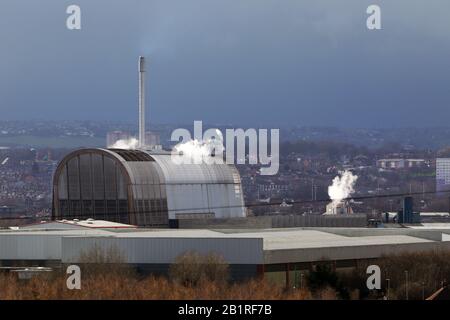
[436,158,450,192]
[324,201,353,215]
[0,206,15,215]
[406,159,427,168]
[377,158,425,169]
[397,196,421,224]
[106,131,131,147]
[145,131,160,147]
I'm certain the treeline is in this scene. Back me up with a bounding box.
[281,140,371,159]
[1,250,449,300]
[280,139,435,161]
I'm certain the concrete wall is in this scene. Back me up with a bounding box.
[271,214,367,228]
[177,216,272,229]
[177,214,367,229]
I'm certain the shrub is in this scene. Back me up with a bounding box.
[169,251,229,286]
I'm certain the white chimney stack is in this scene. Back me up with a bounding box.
[138,56,146,148]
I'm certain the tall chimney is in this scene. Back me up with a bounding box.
[138,56,146,148]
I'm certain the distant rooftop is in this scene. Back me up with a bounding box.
[16,219,137,230]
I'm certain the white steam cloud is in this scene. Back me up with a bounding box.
[173,130,224,164]
[174,139,213,163]
[328,170,358,205]
[109,138,139,150]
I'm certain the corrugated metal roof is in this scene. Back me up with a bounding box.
[151,154,236,184]
[19,220,136,230]
[106,149,245,219]
[2,227,450,264]
[148,153,245,219]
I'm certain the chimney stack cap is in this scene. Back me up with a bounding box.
[139,56,145,72]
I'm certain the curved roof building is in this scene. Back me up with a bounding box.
[52,148,246,227]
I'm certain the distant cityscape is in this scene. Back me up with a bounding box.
[2,120,450,224]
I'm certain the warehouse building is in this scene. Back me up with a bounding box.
[2,221,450,283]
[52,148,245,227]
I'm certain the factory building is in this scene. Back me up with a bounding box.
[2,221,450,283]
[52,148,246,227]
[436,158,450,192]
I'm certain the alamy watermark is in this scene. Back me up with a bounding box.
[171,121,279,176]
[66,265,81,290]
[366,265,381,290]
[66,5,81,30]
[65,4,381,31]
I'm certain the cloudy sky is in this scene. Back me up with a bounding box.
[1,0,449,127]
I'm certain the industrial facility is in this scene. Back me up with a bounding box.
[51,148,246,227]
[51,56,245,227]
[5,55,446,286]
[2,220,450,283]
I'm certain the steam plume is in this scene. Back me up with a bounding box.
[109,137,139,150]
[328,170,358,205]
[173,130,224,163]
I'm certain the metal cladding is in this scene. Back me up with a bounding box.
[52,148,246,226]
[138,56,146,148]
[2,227,450,267]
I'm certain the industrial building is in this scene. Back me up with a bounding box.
[51,56,246,227]
[52,148,246,227]
[376,158,426,169]
[2,220,450,283]
[436,158,450,192]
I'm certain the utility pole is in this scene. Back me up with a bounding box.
[422,182,425,201]
[405,271,409,300]
[386,278,390,300]
[293,264,297,289]
[422,281,425,300]
[300,273,304,290]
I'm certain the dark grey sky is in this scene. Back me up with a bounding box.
[1,0,450,127]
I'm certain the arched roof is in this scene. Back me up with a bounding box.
[53,148,246,220]
[147,153,239,185]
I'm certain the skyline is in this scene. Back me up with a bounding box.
[1,1,450,127]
